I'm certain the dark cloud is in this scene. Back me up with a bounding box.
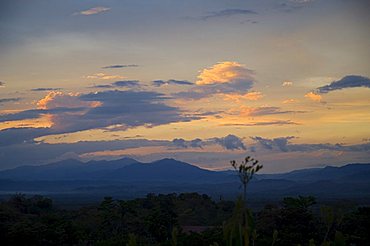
[251,136,295,152]
[0,127,53,147]
[31,88,62,91]
[91,80,140,89]
[251,136,370,153]
[0,97,21,104]
[171,138,204,149]
[213,134,246,150]
[153,79,194,87]
[0,90,200,144]
[0,107,86,123]
[174,80,254,100]
[201,9,257,20]
[172,138,188,148]
[72,90,198,130]
[221,120,299,126]
[112,80,140,87]
[102,64,139,69]
[91,84,113,89]
[316,75,370,93]
[190,138,203,148]
[275,0,315,13]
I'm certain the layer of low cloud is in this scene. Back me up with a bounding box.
[252,136,370,153]
[213,134,246,150]
[316,75,370,94]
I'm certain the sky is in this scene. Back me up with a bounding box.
[0,0,369,173]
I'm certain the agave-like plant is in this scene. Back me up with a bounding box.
[224,156,263,246]
[230,156,263,203]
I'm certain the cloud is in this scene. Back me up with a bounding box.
[0,97,21,104]
[31,88,62,91]
[172,138,188,148]
[251,136,370,153]
[0,127,53,147]
[282,99,298,104]
[196,61,254,85]
[91,80,140,89]
[213,134,246,150]
[221,120,299,127]
[77,6,110,16]
[102,64,139,69]
[190,138,203,148]
[0,107,85,123]
[174,61,255,100]
[316,75,370,93]
[201,9,257,20]
[112,80,140,87]
[36,91,99,110]
[239,106,303,116]
[304,92,322,102]
[171,134,247,150]
[223,91,263,102]
[1,89,203,141]
[282,81,293,86]
[91,84,114,89]
[85,73,124,80]
[153,79,194,87]
[276,0,315,12]
[75,90,197,130]
[251,136,295,152]
[171,138,204,149]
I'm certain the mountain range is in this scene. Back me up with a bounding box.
[0,158,369,203]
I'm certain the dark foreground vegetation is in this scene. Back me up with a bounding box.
[0,193,369,246]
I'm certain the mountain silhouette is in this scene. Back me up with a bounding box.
[0,158,369,200]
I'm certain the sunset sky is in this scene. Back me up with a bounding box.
[0,0,369,172]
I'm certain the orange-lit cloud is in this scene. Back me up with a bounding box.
[0,113,53,130]
[37,91,101,110]
[196,61,254,85]
[282,99,299,104]
[224,91,263,102]
[85,73,124,80]
[304,92,322,102]
[282,81,293,86]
